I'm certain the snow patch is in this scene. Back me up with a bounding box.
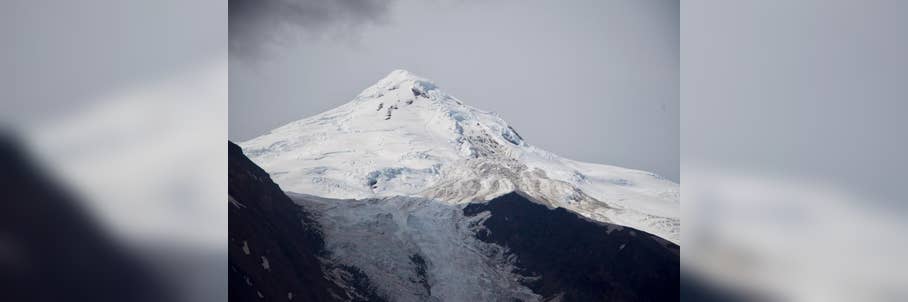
[229,195,246,208]
[261,256,270,271]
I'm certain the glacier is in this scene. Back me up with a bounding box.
[240,69,680,244]
[291,193,541,302]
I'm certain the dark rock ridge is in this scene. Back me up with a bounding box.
[0,133,166,302]
[228,141,383,302]
[463,192,680,301]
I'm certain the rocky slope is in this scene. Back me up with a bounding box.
[228,141,383,302]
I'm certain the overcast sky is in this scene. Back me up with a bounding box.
[683,0,908,210]
[2,0,223,129]
[229,0,679,182]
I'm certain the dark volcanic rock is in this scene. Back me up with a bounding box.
[228,141,383,302]
[463,192,680,301]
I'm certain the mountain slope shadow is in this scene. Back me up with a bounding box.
[0,133,167,301]
[463,192,680,301]
[228,141,384,302]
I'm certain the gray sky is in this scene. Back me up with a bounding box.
[230,0,680,182]
[2,0,224,129]
[683,0,908,210]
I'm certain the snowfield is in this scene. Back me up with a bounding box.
[241,70,679,244]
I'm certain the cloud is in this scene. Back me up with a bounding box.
[683,165,908,301]
[229,0,394,58]
[26,57,227,248]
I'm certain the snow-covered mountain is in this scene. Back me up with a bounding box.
[229,141,679,302]
[240,69,679,244]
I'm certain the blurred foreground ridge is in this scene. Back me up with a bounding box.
[0,133,167,302]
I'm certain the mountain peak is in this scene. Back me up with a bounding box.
[377,69,432,88]
[357,69,444,102]
[383,69,424,82]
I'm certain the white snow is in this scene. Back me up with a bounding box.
[241,69,679,244]
[261,256,270,271]
[242,240,251,255]
[229,195,246,208]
